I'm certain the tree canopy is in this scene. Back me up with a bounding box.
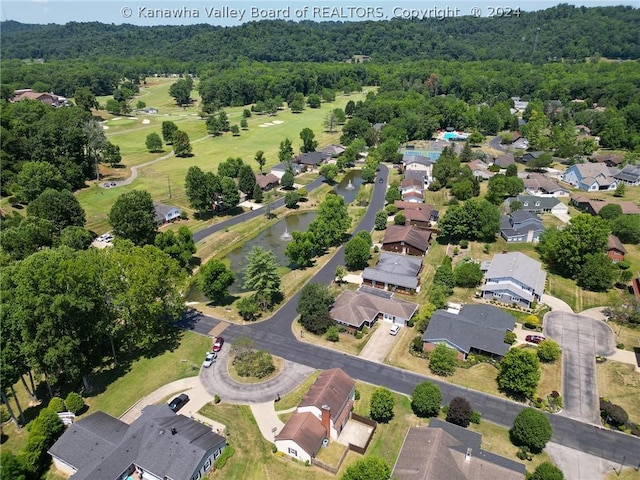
[411,381,442,417]
[497,348,541,399]
[297,283,334,334]
[108,190,157,246]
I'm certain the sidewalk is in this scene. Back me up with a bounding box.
[250,402,285,443]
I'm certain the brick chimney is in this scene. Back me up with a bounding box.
[321,405,331,438]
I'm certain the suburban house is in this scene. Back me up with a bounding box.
[294,151,330,169]
[614,164,640,186]
[392,419,526,480]
[512,97,529,112]
[520,151,545,164]
[381,225,432,256]
[254,172,280,191]
[153,203,181,225]
[321,144,345,157]
[562,163,618,191]
[402,155,435,188]
[11,89,68,107]
[275,368,355,462]
[500,211,544,243]
[481,252,547,308]
[400,178,424,197]
[571,195,640,215]
[468,159,493,179]
[494,153,515,169]
[48,405,227,480]
[593,154,624,168]
[505,195,569,215]
[402,191,424,203]
[394,202,439,229]
[362,252,422,294]
[523,173,570,197]
[271,162,304,179]
[331,287,419,330]
[422,304,516,360]
[607,234,626,263]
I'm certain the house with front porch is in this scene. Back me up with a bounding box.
[362,252,422,294]
[381,225,432,256]
[562,163,618,191]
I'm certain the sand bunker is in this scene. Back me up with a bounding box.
[111,117,122,121]
[142,119,150,124]
[102,125,109,130]
[272,120,284,124]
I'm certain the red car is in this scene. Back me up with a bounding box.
[526,334,546,344]
[213,336,224,352]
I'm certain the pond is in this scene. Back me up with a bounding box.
[227,212,317,293]
[332,170,364,204]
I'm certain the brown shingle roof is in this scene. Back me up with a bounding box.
[404,208,431,223]
[401,178,423,188]
[395,201,430,211]
[331,290,419,328]
[382,225,432,253]
[275,412,326,457]
[608,234,627,254]
[255,173,279,189]
[299,368,355,422]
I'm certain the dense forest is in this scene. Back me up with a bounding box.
[2,4,639,64]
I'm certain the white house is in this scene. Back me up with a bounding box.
[480,252,547,308]
[153,203,181,225]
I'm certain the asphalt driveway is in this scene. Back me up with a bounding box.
[545,312,616,424]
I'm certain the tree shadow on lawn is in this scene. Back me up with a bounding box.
[205,293,240,308]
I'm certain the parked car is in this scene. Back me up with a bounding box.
[202,352,217,368]
[213,336,224,352]
[168,393,189,412]
[378,178,384,183]
[525,334,546,344]
[97,233,114,242]
[389,324,401,336]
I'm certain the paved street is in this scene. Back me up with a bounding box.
[179,163,640,465]
[545,312,616,424]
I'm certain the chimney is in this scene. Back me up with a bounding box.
[171,427,177,435]
[321,405,331,439]
[465,447,472,462]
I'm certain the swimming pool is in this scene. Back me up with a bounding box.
[401,151,441,160]
[444,132,458,140]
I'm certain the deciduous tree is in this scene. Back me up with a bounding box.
[453,261,483,287]
[446,396,473,427]
[255,150,266,173]
[370,387,395,423]
[341,456,390,480]
[199,259,235,304]
[297,283,334,334]
[154,226,196,268]
[300,127,318,153]
[429,343,458,376]
[27,188,86,232]
[344,235,370,270]
[510,407,553,452]
[145,132,163,152]
[161,121,178,144]
[498,349,540,399]
[532,462,564,480]
[411,381,442,417]
[173,130,192,157]
[108,190,157,245]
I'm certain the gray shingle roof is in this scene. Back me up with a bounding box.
[49,405,226,480]
[422,304,516,357]
[506,195,561,211]
[330,289,418,328]
[482,252,546,298]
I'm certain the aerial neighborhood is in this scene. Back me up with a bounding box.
[1,4,640,480]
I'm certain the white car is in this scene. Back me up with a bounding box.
[202,352,217,368]
[389,324,401,336]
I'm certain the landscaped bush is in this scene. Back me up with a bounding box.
[326,326,340,342]
[233,350,275,378]
[470,411,482,424]
[617,260,630,270]
[459,239,469,249]
[537,339,562,363]
[429,343,458,376]
[616,342,625,349]
[48,397,65,413]
[0,405,10,423]
[510,407,553,452]
[64,392,84,414]
[600,399,628,426]
[214,395,221,404]
[411,381,442,418]
[354,330,363,339]
[504,330,517,345]
[354,389,360,401]
[214,445,235,470]
[446,396,473,427]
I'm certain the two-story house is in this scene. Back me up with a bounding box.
[505,195,568,215]
[500,211,544,243]
[402,155,435,188]
[562,163,618,191]
[480,252,547,308]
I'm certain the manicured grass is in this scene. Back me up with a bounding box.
[546,273,619,313]
[85,331,210,418]
[352,382,423,468]
[448,363,502,397]
[227,355,284,385]
[291,319,378,356]
[315,441,348,467]
[198,403,332,480]
[609,321,640,352]
[537,360,563,399]
[275,370,321,412]
[468,419,553,475]
[80,79,371,234]
[597,360,640,424]
[606,467,640,480]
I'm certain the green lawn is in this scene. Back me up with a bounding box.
[85,331,210,417]
[79,79,372,234]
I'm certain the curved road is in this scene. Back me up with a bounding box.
[180,163,639,465]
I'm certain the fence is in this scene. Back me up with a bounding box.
[347,413,377,455]
[311,445,349,475]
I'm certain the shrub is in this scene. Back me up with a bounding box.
[483,244,490,254]
[48,397,65,413]
[214,445,235,470]
[233,350,275,378]
[354,330,363,339]
[504,331,517,345]
[385,204,398,215]
[214,395,221,404]
[617,260,631,270]
[601,402,628,426]
[0,405,10,423]
[429,343,458,376]
[354,389,361,401]
[617,342,625,349]
[411,382,442,418]
[537,339,562,363]
[510,407,553,452]
[459,239,469,249]
[470,411,482,424]
[272,443,278,453]
[64,392,84,414]
[326,326,340,342]
[446,396,473,427]
[532,461,565,480]
[410,335,424,354]
[516,445,533,461]
[370,387,395,423]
